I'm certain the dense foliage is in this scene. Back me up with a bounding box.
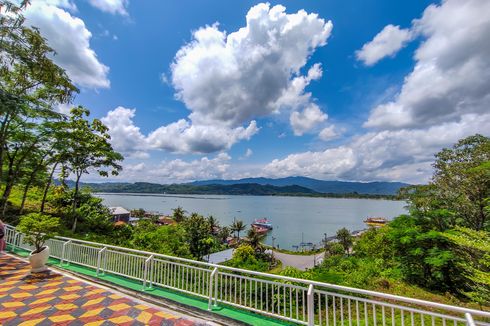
[308,135,490,308]
[0,2,122,231]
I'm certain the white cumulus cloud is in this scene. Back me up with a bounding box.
[290,104,327,136]
[24,1,110,89]
[318,125,339,141]
[263,113,490,183]
[356,24,412,66]
[170,3,332,131]
[147,120,259,154]
[364,0,490,129]
[87,0,128,15]
[100,107,149,158]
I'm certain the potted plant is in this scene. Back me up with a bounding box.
[16,213,60,272]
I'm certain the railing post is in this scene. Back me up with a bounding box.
[96,247,107,276]
[214,267,219,307]
[11,231,18,253]
[307,284,315,326]
[465,313,476,326]
[208,267,218,311]
[61,240,72,266]
[143,255,154,290]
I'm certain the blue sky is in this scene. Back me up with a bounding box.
[23,0,490,184]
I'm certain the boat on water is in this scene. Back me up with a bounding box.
[251,224,270,235]
[252,218,273,230]
[364,217,388,227]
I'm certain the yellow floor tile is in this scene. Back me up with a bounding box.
[136,311,153,323]
[59,293,80,300]
[109,316,133,324]
[134,304,150,310]
[2,301,26,308]
[35,288,58,296]
[64,286,83,291]
[19,285,38,290]
[109,294,123,299]
[156,311,178,319]
[0,310,17,319]
[108,303,131,311]
[21,306,50,316]
[29,296,55,305]
[85,321,105,326]
[18,317,46,326]
[0,286,14,293]
[82,296,105,307]
[49,314,75,323]
[11,292,32,299]
[54,303,78,311]
[79,307,104,318]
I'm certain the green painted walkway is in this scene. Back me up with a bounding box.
[6,245,294,326]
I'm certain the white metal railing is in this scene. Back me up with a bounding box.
[4,224,490,326]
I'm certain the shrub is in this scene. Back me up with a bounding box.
[16,213,60,253]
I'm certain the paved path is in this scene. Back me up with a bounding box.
[0,254,217,326]
[206,249,234,264]
[267,250,325,271]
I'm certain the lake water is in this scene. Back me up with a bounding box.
[96,193,407,249]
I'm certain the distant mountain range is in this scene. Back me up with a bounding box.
[72,181,318,196]
[191,177,409,195]
[66,176,409,197]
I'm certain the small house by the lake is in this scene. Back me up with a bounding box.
[109,206,131,223]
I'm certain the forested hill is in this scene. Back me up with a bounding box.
[191,177,409,195]
[66,181,398,198]
[72,181,317,196]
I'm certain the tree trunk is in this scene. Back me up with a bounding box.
[71,172,81,232]
[19,180,32,215]
[40,163,58,213]
[1,154,16,217]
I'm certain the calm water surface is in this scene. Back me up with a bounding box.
[96,193,407,249]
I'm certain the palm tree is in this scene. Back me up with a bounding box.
[172,206,186,223]
[207,215,219,234]
[218,226,231,243]
[231,219,246,240]
[247,227,263,252]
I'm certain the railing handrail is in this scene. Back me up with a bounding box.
[5,223,490,318]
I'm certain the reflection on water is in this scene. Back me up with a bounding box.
[96,193,407,249]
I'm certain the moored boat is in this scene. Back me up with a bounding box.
[252,218,273,229]
[251,224,270,234]
[364,217,388,227]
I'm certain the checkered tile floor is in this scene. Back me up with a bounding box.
[0,254,208,325]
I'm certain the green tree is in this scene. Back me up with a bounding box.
[76,195,113,234]
[61,107,123,232]
[131,220,190,257]
[354,227,394,261]
[246,227,264,253]
[172,206,186,223]
[207,215,219,234]
[0,1,77,215]
[387,214,459,291]
[432,134,490,230]
[226,244,269,272]
[336,227,352,255]
[443,227,490,307]
[183,213,214,260]
[16,213,60,253]
[231,219,246,240]
[217,226,231,243]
